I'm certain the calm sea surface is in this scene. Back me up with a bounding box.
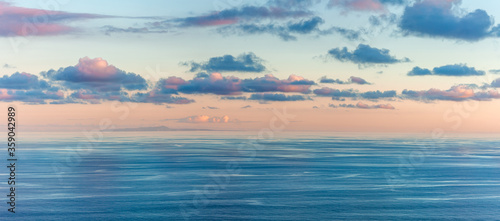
[3,132,500,220]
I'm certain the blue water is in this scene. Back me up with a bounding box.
[3,132,500,220]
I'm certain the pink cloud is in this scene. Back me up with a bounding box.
[0,89,13,100]
[374,103,395,109]
[402,85,500,101]
[329,0,385,11]
[349,76,370,85]
[0,2,109,36]
[197,18,238,26]
[182,115,230,123]
[161,77,187,90]
[420,85,475,100]
[76,57,118,79]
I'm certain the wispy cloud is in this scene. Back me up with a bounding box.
[0,2,111,36]
[330,101,395,109]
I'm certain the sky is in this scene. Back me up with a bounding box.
[2,0,500,133]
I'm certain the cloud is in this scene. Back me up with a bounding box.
[175,73,241,95]
[186,53,266,73]
[3,64,15,69]
[399,0,498,41]
[407,66,432,76]
[349,76,371,85]
[174,5,311,27]
[433,64,485,76]
[102,26,169,35]
[0,72,50,90]
[328,0,407,12]
[221,96,248,100]
[103,1,361,41]
[360,90,397,99]
[0,2,110,36]
[330,101,395,109]
[491,78,500,88]
[69,90,130,103]
[315,87,397,100]
[179,115,230,123]
[249,93,309,101]
[320,76,371,85]
[218,17,362,41]
[42,57,148,92]
[132,92,194,104]
[0,88,64,104]
[156,73,314,95]
[268,0,322,8]
[408,64,485,76]
[320,76,347,84]
[203,106,219,109]
[402,85,500,101]
[329,0,384,11]
[313,87,357,97]
[354,101,395,109]
[369,13,398,26]
[489,69,500,74]
[327,44,410,66]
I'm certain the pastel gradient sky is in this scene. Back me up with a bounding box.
[2,0,500,132]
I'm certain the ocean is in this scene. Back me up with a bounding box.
[3,132,500,220]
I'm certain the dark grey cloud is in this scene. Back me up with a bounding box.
[132,92,194,104]
[69,90,131,103]
[218,17,361,41]
[221,96,248,100]
[314,87,397,100]
[399,0,499,41]
[185,53,266,73]
[327,44,410,66]
[320,76,371,85]
[408,64,485,76]
[313,87,357,98]
[0,72,50,90]
[42,57,148,92]
[160,73,314,95]
[175,5,312,27]
[360,90,397,99]
[0,89,64,104]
